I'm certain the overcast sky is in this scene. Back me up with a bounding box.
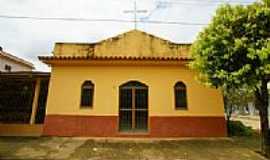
[0,0,255,71]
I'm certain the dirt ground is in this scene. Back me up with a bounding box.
[0,136,267,160]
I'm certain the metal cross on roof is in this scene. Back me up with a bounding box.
[123,1,147,29]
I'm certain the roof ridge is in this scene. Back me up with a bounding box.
[96,29,192,45]
[0,51,35,69]
[54,30,193,45]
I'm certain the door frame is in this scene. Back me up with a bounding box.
[117,81,149,133]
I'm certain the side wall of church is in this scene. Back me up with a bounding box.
[43,65,227,137]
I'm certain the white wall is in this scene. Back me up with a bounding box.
[0,56,32,72]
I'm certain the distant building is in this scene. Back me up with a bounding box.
[0,47,34,72]
[0,47,49,136]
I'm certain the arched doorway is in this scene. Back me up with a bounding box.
[119,81,148,132]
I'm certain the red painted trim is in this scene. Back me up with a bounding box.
[43,115,227,137]
[43,115,116,137]
[150,116,226,137]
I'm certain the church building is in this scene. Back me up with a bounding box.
[39,30,227,137]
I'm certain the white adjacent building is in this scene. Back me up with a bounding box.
[0,47,34,72]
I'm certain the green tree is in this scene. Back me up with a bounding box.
[191,0,270,156]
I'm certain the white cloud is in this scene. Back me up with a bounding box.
[0,0,255,71]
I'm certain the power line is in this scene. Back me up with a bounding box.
[172,0,254,3]
[168,0,254,4]
[0,0,254,26]
[156,0,254,6]
[141,20,206,25]
[0,15,207,26]
[140,0,254,22]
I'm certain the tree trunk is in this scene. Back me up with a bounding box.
[226,104,233,122]
[224,95,233,121]
[255,78,270,157]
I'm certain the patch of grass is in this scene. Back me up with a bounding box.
[228,120,255,136]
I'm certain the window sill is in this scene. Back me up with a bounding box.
[118,131,150,135]
[175,108,188,111]
[80,106,93,109]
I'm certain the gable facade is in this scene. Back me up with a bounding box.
[39,30,226,137]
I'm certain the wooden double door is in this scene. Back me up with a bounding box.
[119,81,148,132]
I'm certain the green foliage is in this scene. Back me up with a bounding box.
[191,1,270,90]
[227,120,254,136]
[224,88,254,108]
[191,2,270,154]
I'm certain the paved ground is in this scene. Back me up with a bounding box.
[0,136,267,160]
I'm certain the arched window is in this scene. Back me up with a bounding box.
[80,81,94,107]
[174,81,187,109]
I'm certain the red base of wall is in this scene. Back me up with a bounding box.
[43,115,227,137]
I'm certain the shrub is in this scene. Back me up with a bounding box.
[227,120,254,137]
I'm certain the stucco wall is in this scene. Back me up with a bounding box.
[46,65,224,117]
[53,30,190,58]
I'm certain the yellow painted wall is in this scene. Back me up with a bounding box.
[0,124,43,136]
[44,30,224,118]
[46,64,224,117]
